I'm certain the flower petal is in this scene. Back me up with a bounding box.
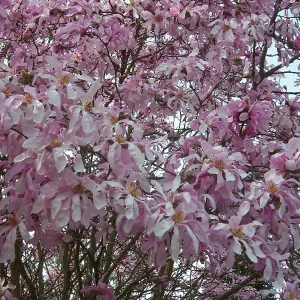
[32,100,44,123]
[233,237,242,254]
[239,201,250,216]
[240,239,258,263]
[74,155,85,172]
[54,151,67,173]
[171,226,180,261]
[154,218,175,238]
[47,90,61,107]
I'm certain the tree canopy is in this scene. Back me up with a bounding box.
[0,0,300,299]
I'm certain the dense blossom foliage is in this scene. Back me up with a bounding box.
[0,0,299,299]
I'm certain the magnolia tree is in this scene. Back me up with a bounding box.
[0,0,300,299]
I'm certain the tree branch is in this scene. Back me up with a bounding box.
[215,272,261,300]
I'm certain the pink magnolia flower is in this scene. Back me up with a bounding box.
[32,172,103,229]
[67,78,101,135]
[178,4,209,29]
[208,18,238,44]
[201,141,247,190]
[156,52,208,86]
[0,211,30,263]
[14,123,84,174]
[170,2,182,17]
[213,201,263,267]
[99,173,146,220]
[281,137,300,171]
[243,14,269,41]
[248,169,285,211]
[153,200,209,261]
[228,98,272,136]
[4,86,44,127]
[81,281,115,300]
[141,9,168,35]
[195,112,223,136]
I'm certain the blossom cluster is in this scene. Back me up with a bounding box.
[0,0,299,298]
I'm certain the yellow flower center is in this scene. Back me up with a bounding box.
[23,93,33,103]
[110,116,119,124]
[128,184,139,197]
[72,183,85,194]
[176,91,185,99]
[171,211,184,223]
[59,75,69,86]
[19,70,33,85]
[138,145,145,153]
[83,100,93,112]
[250,19,256,26]
[1,87,10,94]
[233,56,243,65]
[215,161,226,169]
[51,138,63,148]
[115,135,127,144]
[130,0,135,5]
[289,291,297,300]
[14,125,23,133]
[268,183,278,194]
[21,69,29,76]
[185,7,192,12]
[154,14,163,22]
[232,227,244,238]
[204,119,211,125]
[224,24,231,31]
[5,215,18,227]
[74,54,81,61]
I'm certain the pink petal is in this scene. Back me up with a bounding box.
[93,192,106,209]
[31,196,45,214]
[287,137,300,157]
[51,196,63,219]
[32,100,44,123]
[14,152,31,163]
[239,201,250,216]
[285,160,297,171]
[81,111,93,133]
[85,79,101,99]
[23,137,39,149]
[9,106,21,124]
[67,83,77,99]
[71,195,81,222]
[260,192,269,209]
[69,107,81,132]
[128,143,144,167]
[54,151,67,173]
[263,258,273,281]
[18,222,30,241]
[243,224,255,237]
[240,240,258,263]
[183,225,199,255]
[171,175,181,192]
[45,56,61,68]
[154,218,175,238]
[170,226,180,261]
[233,237,242,254]
[47,90,61,107]
[74,155,85,172]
